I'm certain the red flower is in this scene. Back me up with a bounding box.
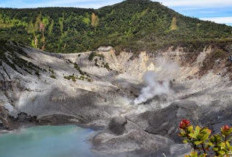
[179,119,191,129]
[222,125,230,132]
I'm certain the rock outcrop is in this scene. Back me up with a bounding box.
[145,100,199,142]
[0,105,11,129]
[108,116,127,135]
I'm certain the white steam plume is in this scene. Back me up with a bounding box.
[134,57,179,105]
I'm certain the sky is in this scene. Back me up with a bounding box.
[0,0,232,26]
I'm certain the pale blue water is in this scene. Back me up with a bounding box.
[0,125,95,157]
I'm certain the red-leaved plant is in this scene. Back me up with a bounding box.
[179,120,232,157]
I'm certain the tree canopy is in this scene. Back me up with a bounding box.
[0,0,232,53]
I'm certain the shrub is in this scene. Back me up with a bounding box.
[211,49,227,59]
[35,71,40,77]
[88,51,104,61]
[88,52,97,61]
[50,74,56,79]
[104,63,111,71]
[49,67,56,79]
[179,120,232,156]
[64,74,76,82]
[74,63,87,75]
[64,74,92,82]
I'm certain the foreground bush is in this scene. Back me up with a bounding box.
[179,119,232,157]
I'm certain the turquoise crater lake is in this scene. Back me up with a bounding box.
[0,125,95,157]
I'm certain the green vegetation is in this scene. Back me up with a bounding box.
[0,0,232,53]
[49,67,56,79]
[88,52,104,61]
[88,52,111,70]
[64,63,91,82]
[210,49,228,59]
[64,74,92,82]
[0,40,44,76]
[64,74,76,82]
[50,74,56,79]
[35,71,40,77]
[104,63,111,71]
[78,75,92,82]
[179,120,232,156]
[74,63,89,76]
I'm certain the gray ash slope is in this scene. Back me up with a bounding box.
[1,40,232,156]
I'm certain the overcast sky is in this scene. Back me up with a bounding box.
[0,0,232,26]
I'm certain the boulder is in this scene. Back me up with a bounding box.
[108,116,127,135]
[17,112,28,122]
[145,100,199,142]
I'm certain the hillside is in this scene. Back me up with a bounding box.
[0,0,232,53]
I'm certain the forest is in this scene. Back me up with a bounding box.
[0,0,232,53]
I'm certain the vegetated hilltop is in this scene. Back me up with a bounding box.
[0,0,232,53]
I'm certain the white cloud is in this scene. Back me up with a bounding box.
[73,1,121,9]
[19,0,122,8]
[39,0,103,6]
[2,0,232,9]
[201,17,232,24]
[156,0,232,7]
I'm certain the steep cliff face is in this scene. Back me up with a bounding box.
[1,41,232,156]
